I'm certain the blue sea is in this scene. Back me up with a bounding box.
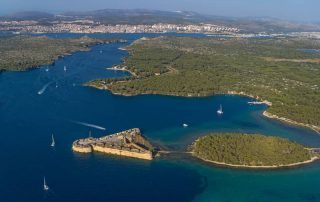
[0,33,320,202]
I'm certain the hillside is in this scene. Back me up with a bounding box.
[4,11,54,20]
[0,36,117,71]
[87,36,320,131]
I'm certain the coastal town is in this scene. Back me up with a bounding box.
[0,20,240,34]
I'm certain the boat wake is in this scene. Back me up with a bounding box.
[38,81,54,95]
[71,121,106,130]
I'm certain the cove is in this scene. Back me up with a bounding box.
[0,33,320,202]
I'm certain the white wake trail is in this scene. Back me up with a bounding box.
[38,81,54,95]
[71,121,106,130]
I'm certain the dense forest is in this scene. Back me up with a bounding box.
[192,133,313,166]
[0,36,116,71]
[88,36,320,129]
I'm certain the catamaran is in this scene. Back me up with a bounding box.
[51,134,55,147]
[43,177,49,191]
[217,104,223,115]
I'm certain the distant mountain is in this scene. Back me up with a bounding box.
[59,9,207,25]
[3,11,54,20]
[2,9,320,33]
[231,17,320,33]
[58,9,320,32]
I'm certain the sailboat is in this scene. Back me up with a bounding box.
[217,104,223,115]
[43,177,49,191]
[51,134,55,147]
[64,65,67,72]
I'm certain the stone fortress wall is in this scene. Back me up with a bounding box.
[72,128,154,160]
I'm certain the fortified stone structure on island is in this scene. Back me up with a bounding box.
[72,128,154,160]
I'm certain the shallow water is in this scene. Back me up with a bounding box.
[0,33,319,202]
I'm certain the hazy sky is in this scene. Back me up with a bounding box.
[1,0,319,22]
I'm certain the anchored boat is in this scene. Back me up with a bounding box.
[217,104,223,115]
[43,177,49,191]
[51,134,55,147]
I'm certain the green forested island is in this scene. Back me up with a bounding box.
[192,133,317,167]
[88,36,320,132]
[0,36,119,71]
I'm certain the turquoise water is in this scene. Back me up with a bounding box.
[0,33,320,202]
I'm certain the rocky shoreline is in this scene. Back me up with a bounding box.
[263,111,320,134]
[226,91,320,134]
[194,155,319,169]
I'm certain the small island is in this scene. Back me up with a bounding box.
[191,133,319,168]
[72,128,155,160]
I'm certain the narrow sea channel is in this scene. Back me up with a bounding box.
[0,33,319,202]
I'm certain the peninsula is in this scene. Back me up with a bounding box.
[87,36,320,133]
[0,35,125,71]
[72,128,155,160]
[191,133,320,168]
